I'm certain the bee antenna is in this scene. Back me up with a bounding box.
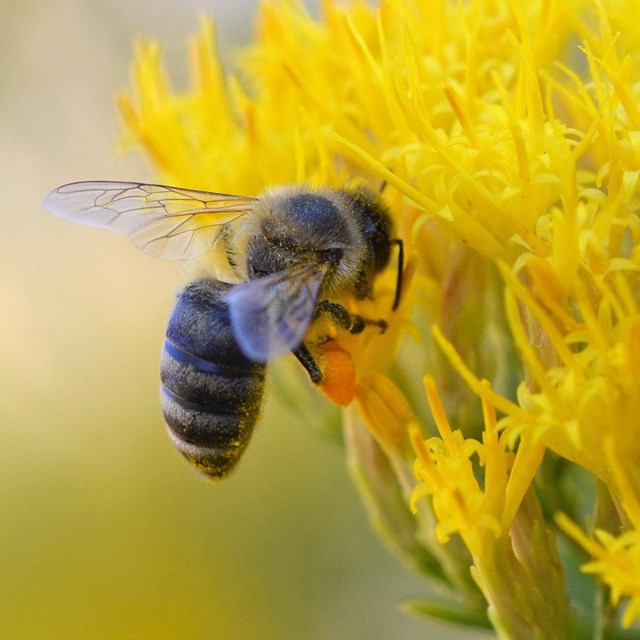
[391,238,404,311]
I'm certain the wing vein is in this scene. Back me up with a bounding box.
[43,180,258,260]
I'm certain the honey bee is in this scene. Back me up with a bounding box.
[43,181,402,479]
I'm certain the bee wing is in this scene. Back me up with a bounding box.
[43,180,258,260]
[224,263,328,362]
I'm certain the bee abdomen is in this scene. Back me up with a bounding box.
[161,278,266,479]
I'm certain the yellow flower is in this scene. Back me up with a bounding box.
[411,377,504,557]
[557,437,640,629]
[411,377,570,637]
[558,513,640,629]
[116,0,640,634]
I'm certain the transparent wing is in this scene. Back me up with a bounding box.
[224,263,328,362]
[43,180,258,260]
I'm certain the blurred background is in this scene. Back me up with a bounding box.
[0,1,488,638]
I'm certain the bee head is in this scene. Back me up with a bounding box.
[340,188,393,299]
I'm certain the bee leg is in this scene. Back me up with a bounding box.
[317,301,387,334]
[293,343,323,384]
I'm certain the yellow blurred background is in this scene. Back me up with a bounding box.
[0,1,488,638]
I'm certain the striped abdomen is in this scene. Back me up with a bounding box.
[161,278,266,479]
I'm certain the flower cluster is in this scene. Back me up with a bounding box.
[117,1,640,636]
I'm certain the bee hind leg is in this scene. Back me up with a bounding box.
[316,301,387,334]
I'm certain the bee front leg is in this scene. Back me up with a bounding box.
[316,301,387,334]
[292,343,323,384]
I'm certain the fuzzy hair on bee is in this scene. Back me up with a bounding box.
[43,180,403,479]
